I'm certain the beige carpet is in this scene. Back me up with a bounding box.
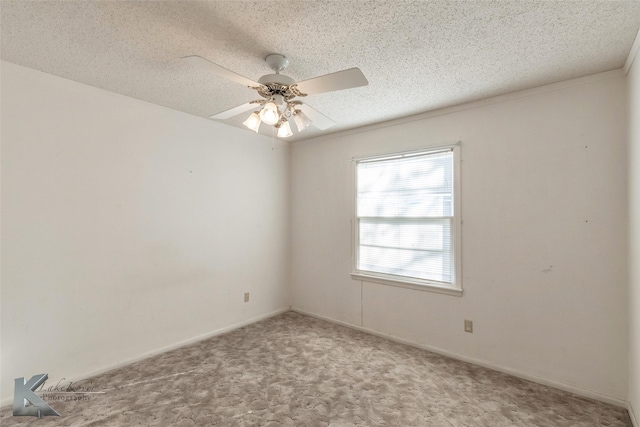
[1,311,632,426]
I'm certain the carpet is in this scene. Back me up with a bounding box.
[0,311,632,426]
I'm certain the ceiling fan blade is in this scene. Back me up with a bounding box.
[210,102,258,120]
[295,68,368,96]
[182,55,261,88]
[298,104,336,130]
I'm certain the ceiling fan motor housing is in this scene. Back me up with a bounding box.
[259,54,299,100]
[258,74,295,86]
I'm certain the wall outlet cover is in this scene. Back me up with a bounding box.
[464,320,473,333]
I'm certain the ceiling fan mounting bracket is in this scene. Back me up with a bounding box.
[265,54,289,73]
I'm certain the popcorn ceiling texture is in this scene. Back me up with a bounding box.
[0,312,631,426]
[1,1,640,141]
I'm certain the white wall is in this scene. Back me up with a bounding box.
[0,61,290,404]
[291,73,629,403]
[628,42,640,425]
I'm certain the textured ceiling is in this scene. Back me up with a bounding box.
[2,1,640,142]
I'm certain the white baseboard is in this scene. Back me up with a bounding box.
[290,307,628,409]
[0,308,289,409]
[630,401,638,427]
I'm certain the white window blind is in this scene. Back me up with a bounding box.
[355,149,456,285]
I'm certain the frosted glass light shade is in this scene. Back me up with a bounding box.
[277,120,293,138]
[293,110,312,132]
[242,112,261,132]
[259,101,280,125]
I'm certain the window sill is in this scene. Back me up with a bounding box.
[350,273,463,297]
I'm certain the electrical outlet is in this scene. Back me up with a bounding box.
[244,292,250,303]
[464,320,473,333]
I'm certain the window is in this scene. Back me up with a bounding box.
[351,145,461,295]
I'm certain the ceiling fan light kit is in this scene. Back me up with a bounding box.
[259,99,280,125]
[276,120,293,138]
[293,109,311,132]
[242,111,262,133]
[183,53,368,139]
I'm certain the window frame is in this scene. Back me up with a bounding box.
[350,143,462,297]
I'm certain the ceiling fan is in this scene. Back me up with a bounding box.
[182,54,368,138]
